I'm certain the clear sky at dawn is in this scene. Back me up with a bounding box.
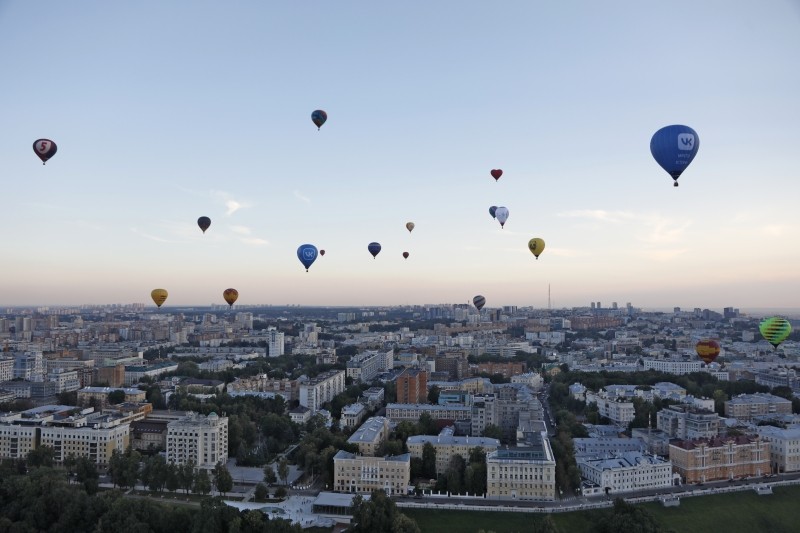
[1,2,799,309]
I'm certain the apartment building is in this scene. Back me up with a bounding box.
[166,411,229,469]
[298,370,346,412]
[341,403,367,430]
[486,434,556,501]
[585,391,635,425]
[0,358,15,382]
[724,393,793,422]
[333,450,410,495]
[346,350,393,383]
[657,405,721,440]
[669,435,770,483]
[385,403,472,424]
[347,416,390,456]
[642,359,702,375]
[407,434,500,477]
[396,368,428,404]
[227,375,299,402]
[77,387,147,409]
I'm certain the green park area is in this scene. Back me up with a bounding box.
[402,485,800,533]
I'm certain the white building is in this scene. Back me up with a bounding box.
[13,352,44,381]
[298,370,346,412]
[578,451,673,494]
[642,359,702,375]
[341,403,367,429]
[756,426,800,474]
[265,328,285,357]
[166,411,229,469]
[585,391,635,425]
[0,358,13,382]
[46,369,81,394]
[657,405,720,440]
[346,350,393,383]
[510,373,544,390]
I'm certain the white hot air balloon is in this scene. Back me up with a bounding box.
[495,206,509,228]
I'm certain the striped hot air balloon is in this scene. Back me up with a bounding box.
[695,339,720,364]
[473,295,486,311]
[759,317,792,349]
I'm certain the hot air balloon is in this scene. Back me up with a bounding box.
[311,110,327,130]
[490,169,502,182]
[495,207,509,228]
[223,288,239,308]
[403,251,409,259]
[33,139,57,165]
[473,295,486,311]
[650,125,700,187]
[528,238,545,260]
[197,216,211,234]
[406,222,415,233]
[489,206,497,220]
[297,244,318,272]
[151,289,168,308]
[320,249,326,256]
[759,317,792,349]
[696,339,721,364]
[368,242,381,259]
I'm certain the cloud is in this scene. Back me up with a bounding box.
[225,200,243,215]
[229,225,252,236]
[210,190,251,216]
[240,237,268,246]
[294,190,311,204]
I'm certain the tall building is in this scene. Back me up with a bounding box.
[166,412,229,469]
[298,370,346,412]
[396,368,428,404]
[265,328,285,357]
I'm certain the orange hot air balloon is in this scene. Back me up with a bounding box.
[223,288,239,308]
[695,339,720,364]
[151,289,168,308]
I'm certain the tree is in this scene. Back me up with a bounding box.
[165,462,180,493]
[179,461,196,493]
[592,498,666,533]
[107,389,125,405]
[254,482,269,501]
[482,424,503,441]
[75,456,99,495]
[445,454,466,495]
[274,486,287,499]
[27,445,55,468]
[428,385,441,404]
[421,442,437,480]
[193,469,211,495]
[263,464,277,485]
[278,457,290,486]
[213,462,233,496]
[349,489,420,533]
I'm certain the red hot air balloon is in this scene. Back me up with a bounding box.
[33,139,57,164]
[695,339,721,364]
[320,250,326,256]
[403,251,409,259]
[490,169,503,182]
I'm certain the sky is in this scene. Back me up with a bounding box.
[1,2,799,310]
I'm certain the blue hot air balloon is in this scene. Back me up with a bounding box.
[297,244,318,272]
[368,242,381,259]
[650,125,700,187]
[311,110,327,130]
[489,206,497,220]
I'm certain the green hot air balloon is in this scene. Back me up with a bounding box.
[759,317,792,349]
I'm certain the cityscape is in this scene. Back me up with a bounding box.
[0,301,798,532]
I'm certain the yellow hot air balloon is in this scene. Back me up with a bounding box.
[406,222,415,233]
[223,288,239,308]
[151,289,168,308]
[528,238,545,260]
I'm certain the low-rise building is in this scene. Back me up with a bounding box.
[289,406,312,425]
[347,417,390,456]
[341,403,367,430]
[77,387,147,408]
[572,437,647,459]
[724,393,793,422]
[669,435,770,483]
[578,451,673,494]
[486,434,556,501]
[407,434,500,477]
[333,450,410,495]
[756,426,800,474]
[657,405,720,440]
[385,403,471,424]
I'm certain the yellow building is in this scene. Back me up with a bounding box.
[669,435,770,483]
[333,450,410,495]
[486,434,556,501]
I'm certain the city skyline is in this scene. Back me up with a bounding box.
[2,2,799,308]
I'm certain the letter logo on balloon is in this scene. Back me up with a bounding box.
[297,244,318,272]
[650,125,699,187]
[678,134,695,150]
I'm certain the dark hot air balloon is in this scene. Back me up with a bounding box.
[473,295,486,311]
[490,169,502,182]
[368,242,381,259]
[197,216,211,233]
[489,206,497,219]
[403,251,409,259]
[33,139,57,165]
[311,110,327,130]
[320,249,326,256]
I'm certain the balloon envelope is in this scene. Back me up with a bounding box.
[403,251,409,259]
[759,317,792,348]
[311,109,327,129]
[197,216,211,233]
[33,139,57,164]
[406,222,415,233]
[473,295,486,311]
[320,249,326,256]
[528,238,545,259]
[368,242,382,258]
[490,169,503,181]
[297,244,319,271]
[695,339,720,364]
[495,207,509,228]
[650,125,699,186]
[489,206,497,219]
[223,288,239,307]
[151,289,168,308]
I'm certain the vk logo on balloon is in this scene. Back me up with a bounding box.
[678,134,695,150]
